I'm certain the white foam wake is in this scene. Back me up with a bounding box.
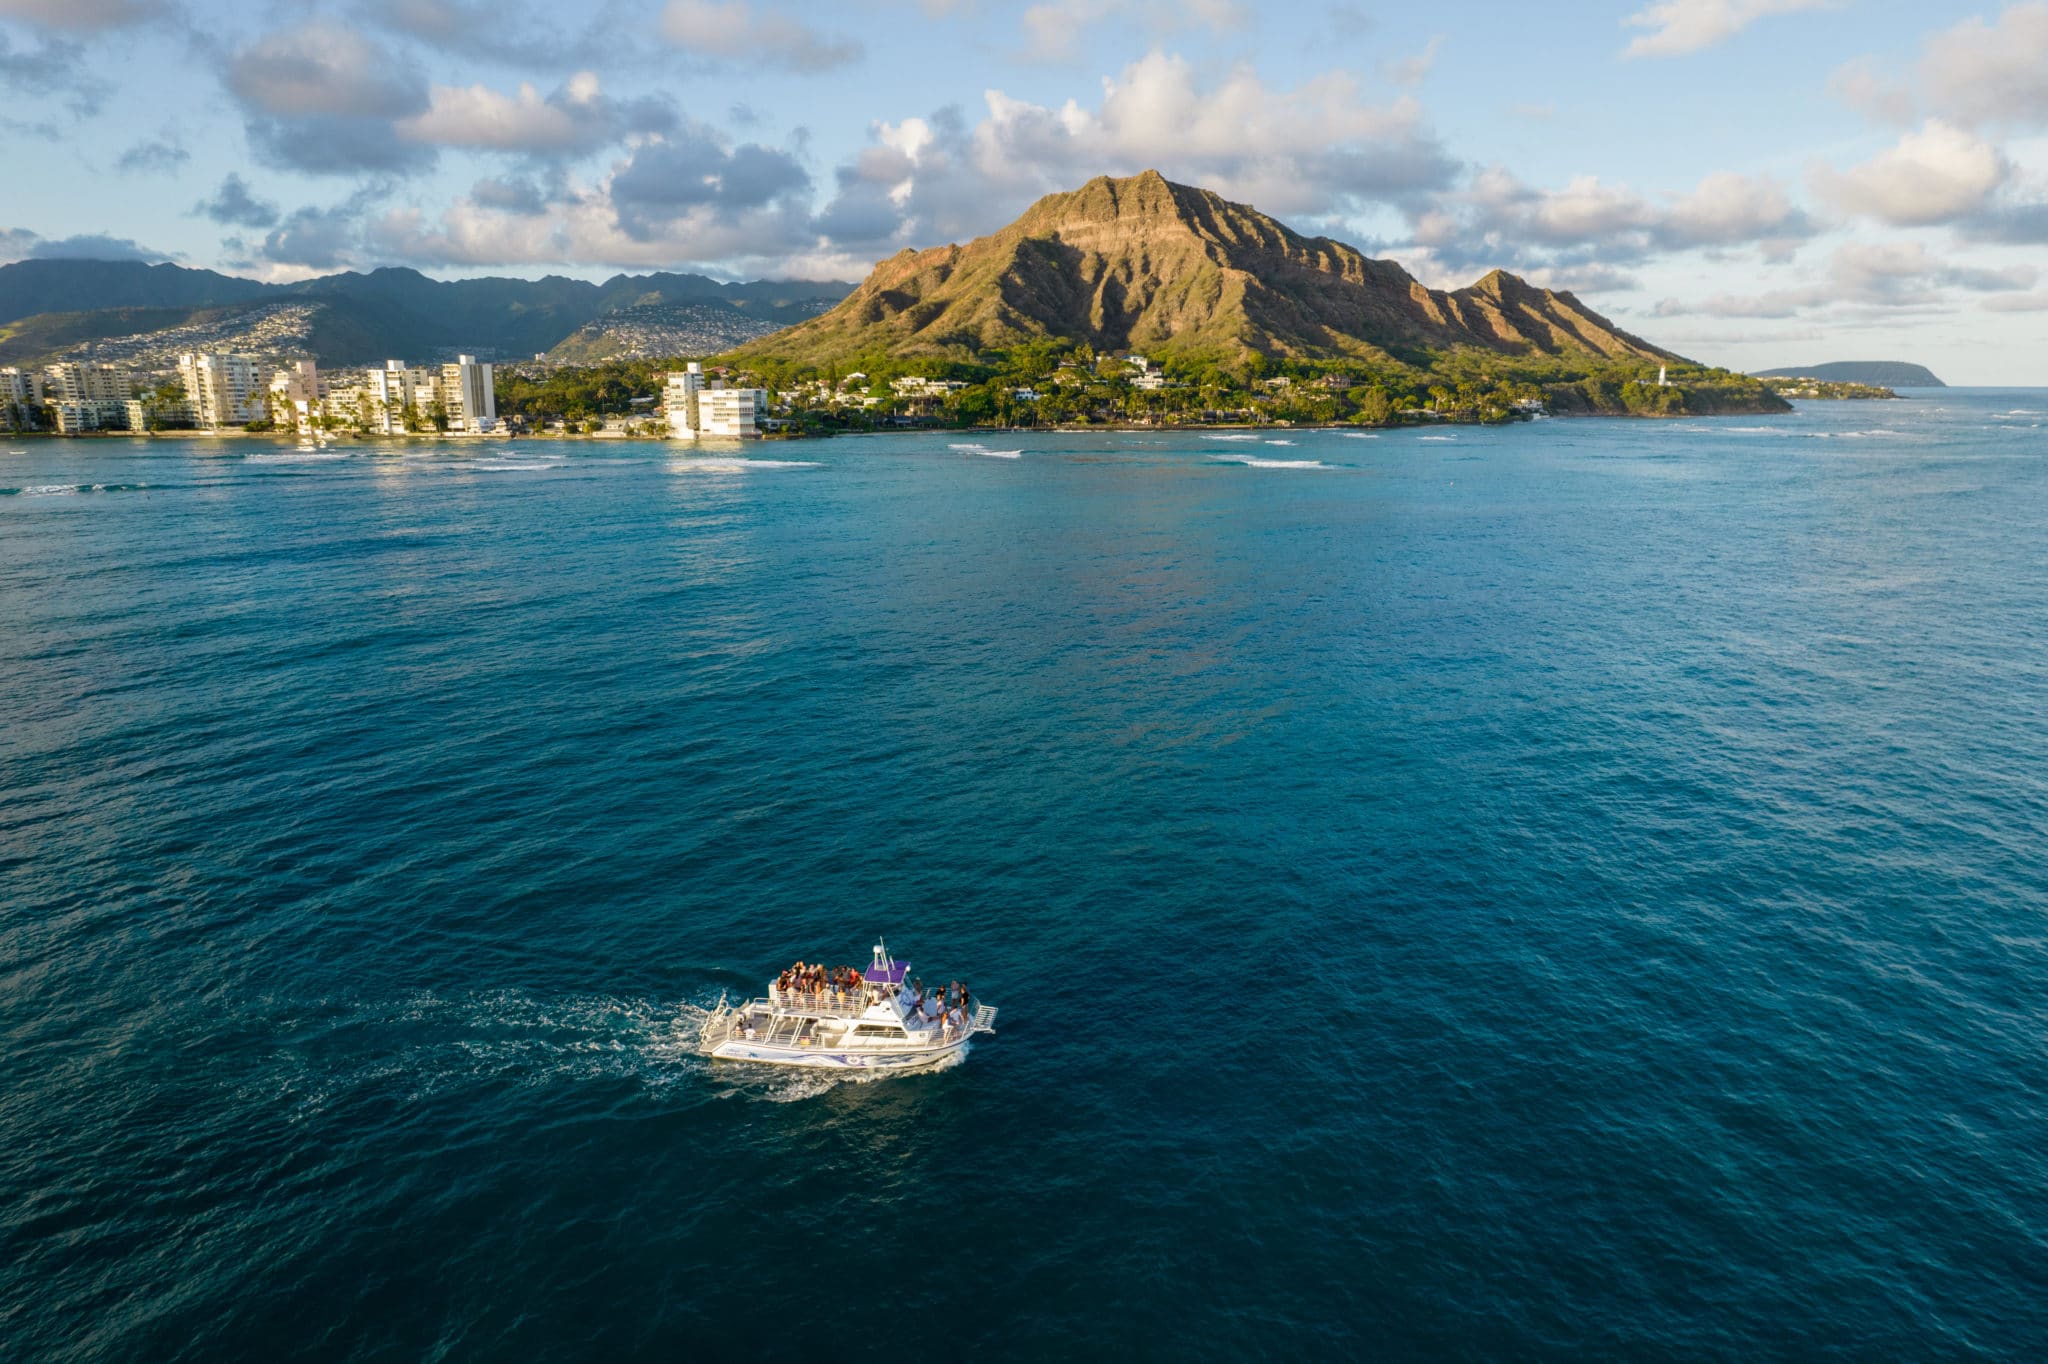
[668,458,822,472]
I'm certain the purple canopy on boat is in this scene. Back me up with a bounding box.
[866,958,909,985]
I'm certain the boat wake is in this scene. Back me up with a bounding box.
[256,988,948,1115]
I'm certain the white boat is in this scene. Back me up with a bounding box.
[699,941,996,1071]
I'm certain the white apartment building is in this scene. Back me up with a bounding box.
[52,400,130,433]
[44,362,133,405]
[663,363,765,438]
[439,354,496,433]
[698,386,766,438]
[269,360,319,435]
[177,353,264,429]
[663,363,705,437]
[366,361,426,434]
[892,376,966,400]
[124,397,194,431]
[3,366,46,404]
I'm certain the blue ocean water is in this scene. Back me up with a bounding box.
[2,392,2045,1359]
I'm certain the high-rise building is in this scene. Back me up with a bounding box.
[2,367,43,427]
[177,353,263,429]
[664,364,765,438]
[698,386,766,438]
[366,361,424,434]
[439,354,496,433]
[269,360,319,435]
[663,363,705,438]
[44,362,133,405]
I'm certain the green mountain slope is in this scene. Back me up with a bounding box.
[733,171,1683,369]
[0,261,855,367]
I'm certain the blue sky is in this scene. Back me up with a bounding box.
[2,0,2044,381]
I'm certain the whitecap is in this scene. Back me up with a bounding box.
[20,484,79,496]
[977,449,1023,459]
[1419,435,1457,441]
[668,458,822,472]
[1200,433,1261,442]
[1264,439,1296,446]
[1340,432,1380,439]
[1220,456,1327,469]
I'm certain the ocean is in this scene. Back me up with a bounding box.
[3,391,2044,1359]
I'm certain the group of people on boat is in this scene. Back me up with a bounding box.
[775,960,865,1003]
[909,978,974,1036]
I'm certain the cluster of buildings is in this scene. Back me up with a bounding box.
[0,353,501,436]
[662,363,767,438]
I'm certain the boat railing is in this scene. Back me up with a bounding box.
[766,987,897,1018]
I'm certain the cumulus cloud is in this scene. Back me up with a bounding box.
[1811,120,2009,226]
[812,52,1458,259]
[1827,57,1915,126]
[267,124,828,276]
[1621,0,1830,58]
[0,32,106,120]
[1982,289,2048,311]
[116,136,188,173]
[0,228,170,263]
[193,174,280,229]
[224,22,436,174]
[1921,3,2048,128]
[1652,239,2039,317]
[1958,199,2048,244]
[399,72,676,155]
[1385,35,1443,88]
[363,0,630,68]
[659,0,863,72]
[1403,165,1815,285]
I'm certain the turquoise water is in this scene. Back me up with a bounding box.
[3,393,2045,1359]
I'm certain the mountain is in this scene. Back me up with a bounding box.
[733,170,1681,369]
[0,260,854,367]
[0,260,270,326]
[1754,362,1945,387]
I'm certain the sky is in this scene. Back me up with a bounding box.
[1,0,2044,382]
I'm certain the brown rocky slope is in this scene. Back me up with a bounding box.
[735,170,1683,369]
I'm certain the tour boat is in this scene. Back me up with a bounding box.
[699,941,996,1071]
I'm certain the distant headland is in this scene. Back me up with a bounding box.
[1754,362,1946,387]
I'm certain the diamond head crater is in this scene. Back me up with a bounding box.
[0,172,1788,439]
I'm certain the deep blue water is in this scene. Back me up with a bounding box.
[3,392,2046,1360]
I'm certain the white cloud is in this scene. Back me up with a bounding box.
[659,0,863,71]
[226,23,426,121]
[1828,57,1915,125]
[1982,289,2048,311]
[1404,165,1814,281]
[1812,120,2009,225]
[809,51,1457,257]
[1386,35,1443,88]
[1652,239,2039,317]
[1921,3,2048,128]
[398,73,674,155]
[1621,0,1829,59]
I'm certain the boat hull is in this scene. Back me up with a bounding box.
[707,1038,970,1071]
